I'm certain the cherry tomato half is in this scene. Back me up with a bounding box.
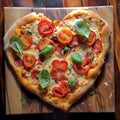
[57,28,73,45]
[50,68,68,82]
[38,19,54,36]
[59,81,70,95]
[52,87,65,98]
[73,58,92,75]
[52,82,69,98]
[23,53,36,69]
[51,59,68,72]
[31,70,40,82]
[38,37,56,50]
[21,34,32,50]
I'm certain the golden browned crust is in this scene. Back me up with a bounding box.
[4,10,110,111]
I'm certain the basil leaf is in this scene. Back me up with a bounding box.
[37,69,50,89]
[40,45,54,56]
[62,46,71,56]
[71,52,82,64]
[10,36,23,54]
[26,30,32,35]
[74,20,90,38]
[68,64,72,71]
[20,97,26,104]
[68,77,76,90]
[89,90,94,96]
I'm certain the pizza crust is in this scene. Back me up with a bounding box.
[4,10,110,111]
[88,22,110,78]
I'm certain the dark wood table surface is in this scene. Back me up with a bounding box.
[0,0,120,120]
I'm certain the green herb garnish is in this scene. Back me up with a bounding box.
[74,20,90,38]
[37,69,50,89]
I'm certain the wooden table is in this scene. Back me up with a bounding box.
[0,0,120,120]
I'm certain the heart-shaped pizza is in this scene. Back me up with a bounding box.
[4,9,110,111]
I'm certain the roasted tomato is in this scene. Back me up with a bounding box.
[51,59,68,72]
[23,53,36,69]
[59,81,70,95]
[50,68,68,82]
[21,34,32,50]
[52,87,65,98]
[38,37,56,50]
[57,28,73,45]
[38,19,54,36]
[85,30,96,46]
[52,81,69,97]
[31,70,40,82]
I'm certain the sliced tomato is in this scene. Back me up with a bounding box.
[70,35,80,47]
[92,39,102,53]
[59,81,70,94]
[21,34,32,50]
[31,70,40,82]
[38,19,54,36]
[38,37,56,50]
[73,58,92,75]
[85,30,96,46]
[52,82,69,98]
[51,59,68,72]
[51,59,60,68]
[14,56,23,67]
[52,87,65,98]
[57,28,73,45]
[60,60,69,72]
[23,53,36,69]
[50,68,68,82]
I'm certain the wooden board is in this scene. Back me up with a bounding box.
[4,6,114,114]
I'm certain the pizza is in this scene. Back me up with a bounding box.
[4,9,110,111]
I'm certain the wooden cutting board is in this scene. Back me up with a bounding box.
[4,6,114,114]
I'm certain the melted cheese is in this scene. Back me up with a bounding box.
[25,20,42,44]
[16,13,101,91]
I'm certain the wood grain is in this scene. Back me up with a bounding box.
[0,0,120,120]
[4,7,114,114]
[0,0,4,112]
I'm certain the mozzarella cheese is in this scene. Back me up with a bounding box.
[14,13,102,92]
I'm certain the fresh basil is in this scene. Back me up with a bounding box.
[40,45,54,56]
[37,69,50,89]
[71,52,82,64]
[10,36,23,54]
[89,90,94,96]
[20,97,26,104]
[91,54,95,61]
[26,30,32,35]
[68,77,76,90]
[74,20,90,38]
[62,45,71,56]
[68,64,72,71]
